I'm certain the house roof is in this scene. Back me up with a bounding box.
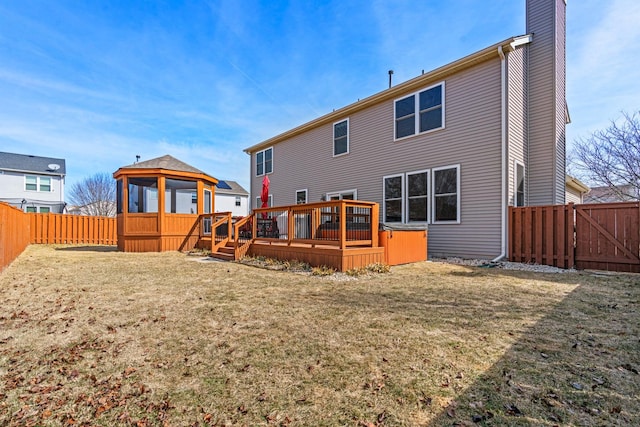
[216,180,249,196]
[244,34,533,154]
[565,175,590,194]
[113,154,218,185]
[118,155,207,175]
[584,184,640,203]
[0,151,66,175]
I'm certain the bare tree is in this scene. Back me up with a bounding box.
[67,172,116,216]
[571,111,640,200]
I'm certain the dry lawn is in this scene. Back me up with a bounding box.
[0,245,638,426]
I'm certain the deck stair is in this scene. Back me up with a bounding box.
[209,240,236,261]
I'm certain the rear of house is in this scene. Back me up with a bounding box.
[244,0,567,259]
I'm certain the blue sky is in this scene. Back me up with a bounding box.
[1,0,639,197]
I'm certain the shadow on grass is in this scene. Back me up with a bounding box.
[54,245,118,252]
[425,273,640,426]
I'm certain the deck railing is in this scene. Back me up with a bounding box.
[253,200,379,249]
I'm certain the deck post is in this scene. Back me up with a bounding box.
[287,206,294,245]
[371,202,379,247]
[340,201,347,249]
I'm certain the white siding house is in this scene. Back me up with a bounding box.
[0,152,66,213]
[214,180,249,217]
[244,0,568,259]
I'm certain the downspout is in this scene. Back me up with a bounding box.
[493,45,507,262]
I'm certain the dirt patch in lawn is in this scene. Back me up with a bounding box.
[0,245,638,426]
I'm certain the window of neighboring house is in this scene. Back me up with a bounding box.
[296,189,308,205]
[235,196,241,207]
[256,195,273,209]
[25,175,53,192]
[39,207,50,213]
[333,119,349,156]
[26,206,37,213]
[515,162,525,207]
[40,177,51,192]
[383,174,404,222]
[25,176,38,191]
[191,192,197,204]
[394,82,444,140]
[433,165,460,223]
[256,147,273,176]
[128,177,158,213]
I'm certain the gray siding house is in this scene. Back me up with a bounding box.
[244,0,568,259]
[0,151,66,213]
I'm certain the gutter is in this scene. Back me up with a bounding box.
[493,45,508,262]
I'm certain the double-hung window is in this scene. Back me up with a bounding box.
[394,82,444,140]
[383,171,429,223]
[432,165,460,223]
[333,119,349,156]
[25,175,52,192]
[256,147,273,176]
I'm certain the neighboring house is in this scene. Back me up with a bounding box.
[67,201,117,217]
[0,151,66,213]
[584,184,640,204]
[214,180,249,217]
[244,0,568,259]
[565,175,590,204]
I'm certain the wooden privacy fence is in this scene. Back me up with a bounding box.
[0,202,31,271]
[30,213,117,245]
[509,202,640,272]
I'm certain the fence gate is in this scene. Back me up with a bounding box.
[575,202,640,273]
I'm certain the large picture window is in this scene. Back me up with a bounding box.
[395,82,444,140]
[256,147,273,176]
[333,119,349,156]
[433,165,460,223]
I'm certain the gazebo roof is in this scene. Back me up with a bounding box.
[113,154,218,185]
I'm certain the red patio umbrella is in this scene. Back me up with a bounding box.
[260,175,270,219]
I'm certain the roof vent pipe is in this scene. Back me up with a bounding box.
[388,70,394,88]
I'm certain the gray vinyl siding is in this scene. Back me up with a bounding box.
[249,59,504,259]
[555,0,567,204]
[506,46,528,206]
[527,0,566,205]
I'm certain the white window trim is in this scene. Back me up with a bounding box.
[256,195,273,209]
[405,169,430,224]
[394,81,445,142]
[255,147,273,177]
[382,174,404,223]
[333,118,350,157]
[296,189,308,204]
[25,175,52,192]
[326,189,358,201]
[431,164,460,224]
[514,160,525,207]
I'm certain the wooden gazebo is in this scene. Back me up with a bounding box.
[113,155,218,252]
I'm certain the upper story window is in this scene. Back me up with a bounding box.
[25,175,52,192]
[256,147,273,176]
[333,119,349,156]
[394,82,444,140]
[235,196,241,206]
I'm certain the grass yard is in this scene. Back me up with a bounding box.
[0,245,638,426]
